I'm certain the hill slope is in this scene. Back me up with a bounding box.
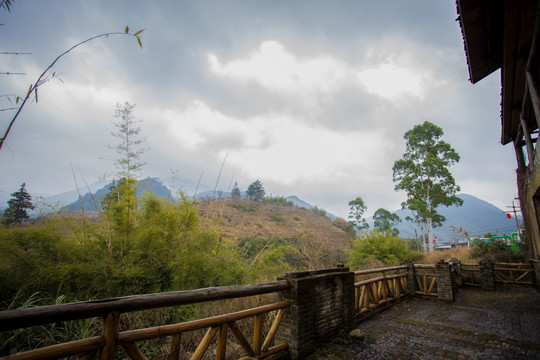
[196,198,349,268]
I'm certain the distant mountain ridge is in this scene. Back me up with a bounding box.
[369,194,516,244]
[1,179,511,242]
[63,177,174,211]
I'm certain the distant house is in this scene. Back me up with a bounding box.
[456,0,540,259]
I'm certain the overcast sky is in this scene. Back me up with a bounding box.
[0,0,518,219]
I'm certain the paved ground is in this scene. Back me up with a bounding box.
[313,286,540,360]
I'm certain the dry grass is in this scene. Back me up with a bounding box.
[419,246,474,264]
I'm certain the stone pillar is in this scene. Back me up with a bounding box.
[435,260,454,302]
[449,258,462,288]
[277,268,355,360]
[480,260,495,291]
[531,259,540,286]
[405,262,416,295]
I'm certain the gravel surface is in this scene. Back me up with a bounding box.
[313,286,540,360]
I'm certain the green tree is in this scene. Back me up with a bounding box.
[109,102,148,180]
[231,182,241,199]
[2,183,34,225]
[246,180,266,201]
[101,178,137,258]
[392,121,462,252]
[348,196,368,232]
[373,208,401,236]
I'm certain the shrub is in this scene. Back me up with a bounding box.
[347,230,421,269]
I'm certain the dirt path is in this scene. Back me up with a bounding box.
[313,286,540,360]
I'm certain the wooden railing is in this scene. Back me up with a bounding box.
[461,263,482,287]
[0,281,291,360]
[354,265,408,314]
[413,264,437,296]
[493,262,534,285]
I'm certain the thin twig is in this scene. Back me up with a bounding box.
[0,29,143,151]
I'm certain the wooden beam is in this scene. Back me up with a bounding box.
[191,327,219,360]
[216,324,228,360]
[100,312,120,360]
[229,321,256,357]
[0,336,104,360]
[0,281,291,332]
[519,116,535,164]
[168,333,182,360]
[527,71,540,127]
[117,301,290,344]
[121,344,147,360]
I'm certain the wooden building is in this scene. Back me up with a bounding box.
[456,0,540,259]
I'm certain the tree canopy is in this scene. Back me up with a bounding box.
[246,180,266,201]
[348,196,368,231]
[109,102,147,180]
[373,208,401,236]
[2,183,34,225]
[392,121,462,252]
[231,182,241,199]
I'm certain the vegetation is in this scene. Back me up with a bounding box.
[348,196,368,232]
[311,206,327,217]
[2,183,34,225]
[392,121,462,252]
[109,102,148,180]
[264,195,294,207]
[470,239,528,263]
[373,208,401,236]
[348,230,421,268]
[231,182,241,199]
[246,180,266,201]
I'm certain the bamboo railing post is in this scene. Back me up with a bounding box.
[100,312,120,360]
[229,321,256,357]
[192,327,219,360]
[168,333,182,360]
[122,343,147,360]
[253,314,264,355]
[216,324,228,360]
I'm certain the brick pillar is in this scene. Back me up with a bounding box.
[449,258,462,288]
[435,260,454,301]
[405,262,416,295]
[480,260,495,290]
[277,268,355,360]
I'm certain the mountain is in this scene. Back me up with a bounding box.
[375,194,517,244]
[63,177,173,211]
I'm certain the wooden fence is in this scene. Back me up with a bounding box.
[0,281,291,360]
[354,265,408,314]
[461,263,482,287]
[493,262,534,285]
[1,260,536,360]
[413,264,438,297]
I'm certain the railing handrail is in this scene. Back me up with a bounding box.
[414,264,436,269]
[354,265,408,276]
[354,273,407,287]
[0,280,291,332]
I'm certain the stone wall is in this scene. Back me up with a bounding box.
[277,268,355,360]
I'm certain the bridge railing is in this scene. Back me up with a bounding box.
[354,265,408,314]
[0,281,291,360]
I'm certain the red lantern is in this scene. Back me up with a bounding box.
[506,213,511,219]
